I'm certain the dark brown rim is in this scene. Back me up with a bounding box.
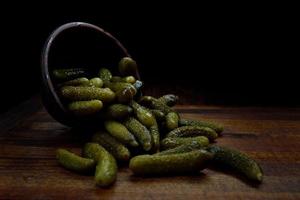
[41,22,137,113]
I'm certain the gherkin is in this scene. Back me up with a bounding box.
[68,100,103,116]
[161,136,209,150]
[166,126,218,141]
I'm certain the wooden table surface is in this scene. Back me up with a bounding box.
[0,96,300,200]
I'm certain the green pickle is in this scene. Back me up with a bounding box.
[123,117,152,151]
[161,136,209,150]
[106,82,137,103]
[105,104,133,120]
[89,77,103,88]
[207,145,263,182]
[118,57,138,77]
[156,141,205,156]
[179,118,224,134]
[60,86,115,102]
[166,112,179,131]
[98,68,112,83]
[149,124,160,152]
[53,68,87,80]
[104,120,138,147]
[56,148,95,173]
[130,101,157,128]
[158,94,179,107]
[129,150,213,176]
[166,126,218,141]
[68,100,103,116]
[60,77,90,87]
[92,131,131,161]
[83,143,117,187]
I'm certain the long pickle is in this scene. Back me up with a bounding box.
[83,143,117,187]
[156,141,205,156]
[68,100,103,116]
[60,86,115,102]
[129,150,213,176]
[130,101,156,128]
[207,145,263,182]
[53,68,87,80]
[104,120,138,147]
[60,77,90,87]
[179,118,224,134]
[123,117,152,151]
[161,136,209,150]
[92,131,131,161]
[166,126,218,141]
[56,148,95,173]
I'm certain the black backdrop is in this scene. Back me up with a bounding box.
[0,6,298,112]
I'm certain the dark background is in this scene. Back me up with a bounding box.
[0,6,298,112]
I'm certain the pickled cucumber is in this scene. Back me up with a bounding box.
[129,150,213,176]
[166,126,218,141]
[106,82,137,103]
[60,86,115,102]
[158,94,179,107]
[98,68,112,83]
[89,77,103,88]
[83,143,117,187]
[104,104,133,120]
[130,101,157,128]
[53,68,87,80]
[166,112,179,131]
[92,131,131,161]
[161,136,209,150]
[118,57,138,77]
[68,100,103,116]
[156,141,205,156]
[60,77,90,87]
[179,118,224,134]
[207,145,263,182]
[104,120,138,147]
[123,117,152,151]
[56,148,95,173]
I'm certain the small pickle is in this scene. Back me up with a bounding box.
[60,86,115,102]
[129,150,213,176]
[89,77,103,88]
[158,94,179,107]
[123,117,152,151]
[207,145,263,182]
[130,101,157,128]
[166,126,218,141]
[106,82,137,103]
[118,57,138,77]
[53,68,87,80]
[92,131,131,161]
[105,104,133,120]
[60,77,90,87]
[179,118,224,134]
[149,124,160,152]
[83,143,117,187]
[56,148,95,173]
[68,100,103,116]
[166,112,179,131]
[104,120,138,147]
[98,68,112,83]
[150,109,165,122]
[161,136,209,150]
[156,141,205,156]
[123,76,136,84]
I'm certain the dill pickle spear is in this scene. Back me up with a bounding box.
[156,141,206,156]
[53,68,87,80]
[56,148,95,173]
[130,100,157,128]
[68,100,103,116]
[129,150,213,176]
[166,112,179,131]
[166,126,218,141]
[89,77,103,88]
[179,118,224,134]
[104,104,133,120]
[104,120,138,147]
[98,68,112,83]
[158,94,179,107]
[161,136,209,150]
[92,131,131,161]
[83,143,117,187]
[60,77,90,87]
[118,57,138,77]
[123,117,152,151]
[60,86,115,102]
[207,145,263,182]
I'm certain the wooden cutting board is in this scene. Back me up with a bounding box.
[0,96,299,199]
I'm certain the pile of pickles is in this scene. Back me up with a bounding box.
[54,57,263,187]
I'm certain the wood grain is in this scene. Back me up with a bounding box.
[0,97,300,200]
